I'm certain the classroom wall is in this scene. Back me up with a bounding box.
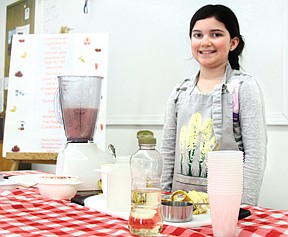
[1,0,288,210]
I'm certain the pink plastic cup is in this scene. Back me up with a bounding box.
[208,192,242,237]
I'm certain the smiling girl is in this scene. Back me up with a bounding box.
[160,4,267,206]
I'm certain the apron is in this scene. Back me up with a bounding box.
[172,66,240,192]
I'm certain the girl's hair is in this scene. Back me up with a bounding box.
[189,4,244,70]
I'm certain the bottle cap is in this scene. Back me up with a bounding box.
[137,130,156,145]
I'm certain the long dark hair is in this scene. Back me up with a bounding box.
[189,4,245,70]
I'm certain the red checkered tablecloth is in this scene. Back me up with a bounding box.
[0,171,287,237]
[194,205,288,237]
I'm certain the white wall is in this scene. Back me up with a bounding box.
[36,0,288,126]
[1,0,288,210]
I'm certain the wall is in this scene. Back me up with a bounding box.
[1,0,288,210]
[36,0,288,126]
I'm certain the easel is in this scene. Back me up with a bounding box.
[5,152,58,171]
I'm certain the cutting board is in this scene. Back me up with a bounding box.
[84,194,212,228]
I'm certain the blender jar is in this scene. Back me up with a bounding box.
[57,76,103,142]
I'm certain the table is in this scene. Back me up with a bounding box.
[1,171,288,237]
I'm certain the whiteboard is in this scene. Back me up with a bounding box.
[40,0,288,125]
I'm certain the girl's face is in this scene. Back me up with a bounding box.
[191,17,239,69]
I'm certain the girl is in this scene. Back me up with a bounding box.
[160,4,267,206]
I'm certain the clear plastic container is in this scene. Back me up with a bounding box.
[107,156,131,212]
[128,130,163,236]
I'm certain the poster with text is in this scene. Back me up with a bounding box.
[3,33,109,156]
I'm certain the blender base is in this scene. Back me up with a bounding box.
[56,142,115,191]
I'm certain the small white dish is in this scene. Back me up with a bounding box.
[36,175,82,200]
[0,179,18,190]
[37,181,83,200]
[9,174,44,187]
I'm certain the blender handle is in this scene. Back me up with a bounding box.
[108,144,117,159]
[54,88,63,125]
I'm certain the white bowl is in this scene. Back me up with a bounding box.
[37,175,82,200]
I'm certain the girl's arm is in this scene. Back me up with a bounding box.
[239,77,268,205]
[160,88,178,192]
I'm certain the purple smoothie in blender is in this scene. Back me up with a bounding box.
[63,108,98,142]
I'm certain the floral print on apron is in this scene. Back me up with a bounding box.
[172,68,242,193]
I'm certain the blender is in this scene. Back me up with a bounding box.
[55,75,115,191]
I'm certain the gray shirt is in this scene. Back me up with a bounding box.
[160,69,267,206]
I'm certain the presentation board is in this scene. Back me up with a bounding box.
[3,33,109,156]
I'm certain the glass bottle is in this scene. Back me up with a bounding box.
[128,130,163,236]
